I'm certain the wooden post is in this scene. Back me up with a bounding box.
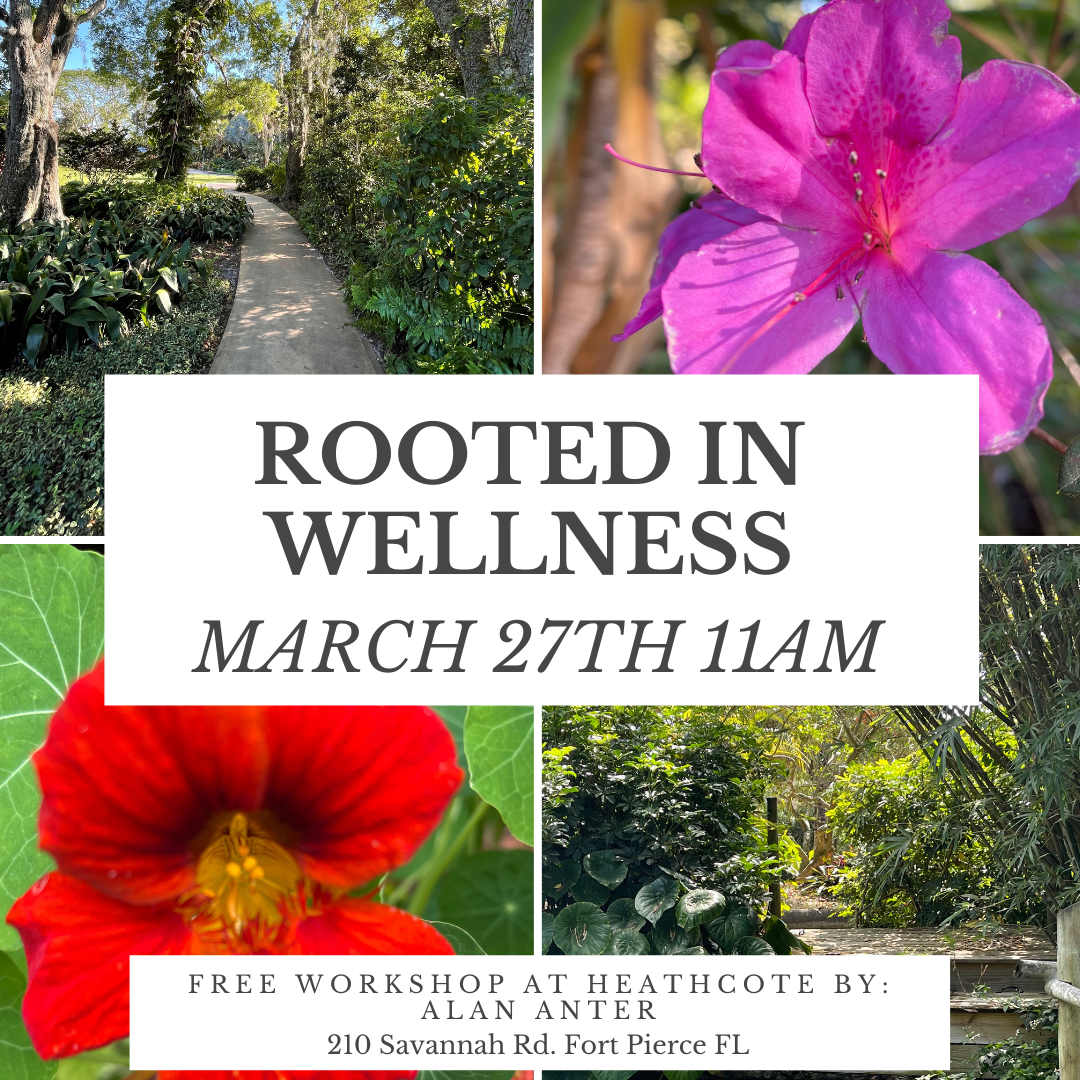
[1059,902,1080,1080]
[767,796,782,919]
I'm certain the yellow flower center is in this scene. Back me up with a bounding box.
[181,811,306,951]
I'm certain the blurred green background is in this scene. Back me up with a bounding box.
[542,0,1080,534]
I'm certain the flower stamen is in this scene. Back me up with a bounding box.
[604,143,707,177]
[180,811,307,950]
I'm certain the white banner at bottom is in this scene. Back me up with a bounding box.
[130,954,951,1071]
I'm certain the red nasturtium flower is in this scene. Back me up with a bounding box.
[6,661,463,1080]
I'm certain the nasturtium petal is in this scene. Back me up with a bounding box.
[606,897,646,932]
[463,706,533,845]
[583,850,626,889]
[0,546,103,954]
[675,889,726,930]
[634,875,680,922]
[552,902,611,956]
[430,705,469,782]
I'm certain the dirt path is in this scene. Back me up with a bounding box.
[210,192,380,374]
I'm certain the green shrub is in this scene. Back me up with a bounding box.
[0,270,231,535]
[356,90,532,374]
[61,179,253,242]
[0,218,209,365]
[58,126,153,183]
[828,755,997,927]
[236,165,274,193]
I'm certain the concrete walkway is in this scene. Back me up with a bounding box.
[211,192,380,374]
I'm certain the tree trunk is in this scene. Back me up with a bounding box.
[0,0,101,225]
[424,0,495,97]
[260,123,270,167]
[283,83,308,202]
[282,0,318,204]
[501,0,533,90]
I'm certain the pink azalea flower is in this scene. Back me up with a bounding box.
[617,0,1080,453]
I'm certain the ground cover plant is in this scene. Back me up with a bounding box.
[0,177,250,534]
[0,269,232,534]
[61,179,253,242]
[0,546,532,1080]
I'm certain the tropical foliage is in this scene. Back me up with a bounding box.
[0,218,209,365]
[542,705,805,956]
[295,15,533,373]
[61,179,253,241]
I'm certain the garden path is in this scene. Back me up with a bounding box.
[210,192,381,375]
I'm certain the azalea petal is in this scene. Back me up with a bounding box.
[614,194,763,342]
[701,48,857,229]
[295,898,454,955]
[782,9,819,60]
[663,220,862,374]
[6,872,190,1059]
[260,706,461,889]
[898,60,1080,251]
[34,661,269,905]
[804,0,961,167]
[158,1071,414,1079]
[715,39,776,69]
[861,240,1052,454]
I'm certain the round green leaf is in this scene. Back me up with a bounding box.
[430,849,532,954]
[708,906,757,953]
[675,888,726,930]
[734,935,775,955]
[635,874,679,922]
[542,859,580,900]
[0,546,103,952]
[664,1071,704,1080]
[651,910,694,955]
[606,897,646,932]
[602,929,651,955]
[463,706,533,844]
[0,951,54,1079]
[583,849,626,888]
[593,1072,636,1080]
[552,902,611,956]
[542,912,554,952]
[570,873,610,906]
